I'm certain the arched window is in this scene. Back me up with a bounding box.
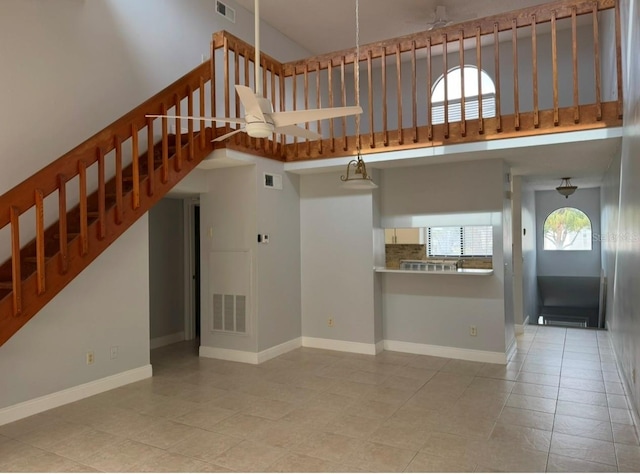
[431,66,496,124]
[543,207,592,251]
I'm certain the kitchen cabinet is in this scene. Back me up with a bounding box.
[385,227,424,244]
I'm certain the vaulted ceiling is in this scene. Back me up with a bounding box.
[233,0,554,54]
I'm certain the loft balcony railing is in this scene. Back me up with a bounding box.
[212,0,623,161]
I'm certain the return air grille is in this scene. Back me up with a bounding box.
[212,294,246,333]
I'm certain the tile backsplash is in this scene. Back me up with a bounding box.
[385,244,493,269]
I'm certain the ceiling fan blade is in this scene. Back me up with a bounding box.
[272,106,362,128]
[146,114,246,125]
[212,128,246,142]
[274,125,321,140]
[235,85,266,121]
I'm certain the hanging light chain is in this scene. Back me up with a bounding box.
[355,0,361,150]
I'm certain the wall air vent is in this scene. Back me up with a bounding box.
[216,0,236,23]
[212,294,246,333]
[264,173,283,190]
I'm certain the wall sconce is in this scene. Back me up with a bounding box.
[340,153,378,189]
[556,177,577,198]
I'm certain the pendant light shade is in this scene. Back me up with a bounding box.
[556,177,577,198]
[341,154,378,189]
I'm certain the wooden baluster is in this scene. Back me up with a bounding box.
[411,41,417,143]
[396,44,403,145]
[494,23,502,132]
[244,52,251,149]
[57,174,69,274]
[174,94,182,172]
[199,76,206,147]
[459,31,466,137]
[234,49,240,146]
[272,67,277,155]
[131,124,140,209]
[552,12,559,125]
[512,19,520,131]
[443,35,449,139]
[615,0,623,118]
[427,37,433,141]
[532,15,539,128]
[304,64,310,156]
[476,27,484,134]
[35,189,45,295]
[262,59,268,153]
[341,57,347,151]
[210,37,216,140]
[354,57,361,151]
[329,59,336,152]
[187,85,195,160]
[115,136,123,225]
[10,206,21,315]
[367,50,374,148]
[572,8,579,123]
[97,148,106,240]
[316,62,323,155]
[161,103,169,184]
[382,47,389,146]
[147,117,156,196]
[223,35,230,138]
[293,66,299,157]
[78,160,89,256]
[592,4,602,121]
[279,66,286,158]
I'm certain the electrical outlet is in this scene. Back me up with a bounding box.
[328,318,334,327]
[110,346,118,360]
[86,351,95,365]
[469,326,478,337]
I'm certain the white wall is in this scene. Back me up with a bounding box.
[606,0,640,415]
[149,198,185,342]
[535,188,602,277]
[379,160,508,355]
[0,217,150,409]
[254,160,302,352]
[521,183,539,325]
[300,172,377,347]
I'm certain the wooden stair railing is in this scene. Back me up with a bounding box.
[0,62,216,346]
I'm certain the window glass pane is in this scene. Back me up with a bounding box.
[543,207,592,250]
[428,225,493,257]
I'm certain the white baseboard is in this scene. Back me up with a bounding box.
[257,338,302,364]
[0,365,153,426]
[199,337,301,365]
[384,340,508,364]
[301,337,379,355]
[150,331,185,350]
[505,337,518,362]
[515,315,531,335]
[375,340,385,355]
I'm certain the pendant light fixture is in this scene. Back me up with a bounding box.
[556,177,577,198]
[340,0,377,190]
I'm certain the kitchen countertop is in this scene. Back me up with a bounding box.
[374,267,494,276]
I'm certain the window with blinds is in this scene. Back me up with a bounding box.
[428,225,493,257]
[431,66,497,125]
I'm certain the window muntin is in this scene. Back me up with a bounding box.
[543,207,592,251]
[428,225,493,257]
[431,66,496,124]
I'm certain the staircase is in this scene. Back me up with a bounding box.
[0,61,217,346]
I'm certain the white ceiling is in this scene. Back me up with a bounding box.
[230,0,622,190]
[234,0,554,55]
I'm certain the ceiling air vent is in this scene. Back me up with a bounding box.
[264,173,283,190]
[216,0,236,23]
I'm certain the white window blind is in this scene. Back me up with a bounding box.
[428,225,493,257]
[432,95,496,124]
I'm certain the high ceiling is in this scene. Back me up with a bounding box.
[230,0,622,189]
[233,0,554,55]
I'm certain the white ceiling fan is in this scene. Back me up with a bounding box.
[422,5,477,31]
[147,0,362,142]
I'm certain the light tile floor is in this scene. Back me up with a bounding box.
[1,325,639,472]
